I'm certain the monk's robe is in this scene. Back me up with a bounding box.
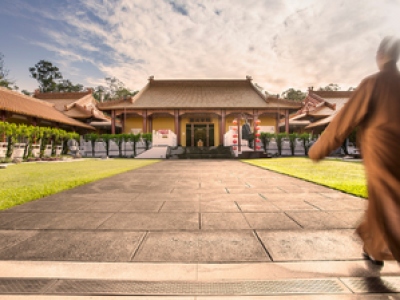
[309,61,400,262]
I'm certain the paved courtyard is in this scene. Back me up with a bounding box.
[0,160,369,263]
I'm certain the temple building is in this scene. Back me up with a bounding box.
[33,89,121,133]
[0,87,94,132]
[97,76,302,146]
[278,88,354,134]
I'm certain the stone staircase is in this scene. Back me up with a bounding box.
[167,146,234,159]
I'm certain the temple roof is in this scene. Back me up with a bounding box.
[0,87,94,129]
[34,90,108,122]
[97,79,302,110]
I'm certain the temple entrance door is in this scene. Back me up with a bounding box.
[194,125,207,147]
[185,124,215,146]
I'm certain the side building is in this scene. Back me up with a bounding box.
[33,89,121,134]
[279,88,354,134]
[0,87,94,133]
[97,76,302,146]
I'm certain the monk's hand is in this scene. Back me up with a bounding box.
[308,147,320,162]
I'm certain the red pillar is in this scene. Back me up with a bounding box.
[220,110,226,146]
[174,109,178,136]
[149,116,153,133]
[142,110,147,133]
[1,110,6,122]
[285,110,290,134]
[276,113,280,134]
[111,110,116,134]
[1,110,6,142]
[237,115,241,152]
[253,110,258,151]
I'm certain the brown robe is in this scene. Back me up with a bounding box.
[309,61,400,262]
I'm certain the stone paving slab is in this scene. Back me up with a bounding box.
[236,201,281,212]
[200,201,240,212]
[98,213,200,230]
[286,211,353,229]
[0,212,114,230]
[201,213,251,229]
[161,201,200,212]
[243,213,302,230]
[0,231,145,261]
[256,229,364,261]
[134,230,270,262]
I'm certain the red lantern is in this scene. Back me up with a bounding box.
[256,145,261,150]
[255,133,260,137]
[233,146,237,150]
[233,134,238,138]
[256,120,261,124]
[233,140,237,144]
[233,127,237,131]
[233,120,237,125]
[256,126,260,130]
[256,139,261,143]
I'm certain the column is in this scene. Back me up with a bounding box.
[237,115,241,152]
[1,110,6,122]
[253,110,258,151]
[111,110,115,134]
[276,112,280,134]
[142,110,147,133]
[149,116,152,133]
[220,109,226,146]
[285,110,290,134]
[174,110,179,144]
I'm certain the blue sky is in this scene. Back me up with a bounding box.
[0,0,398,94]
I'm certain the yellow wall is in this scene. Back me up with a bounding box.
[153,117,175,132]
[123,117,143,134]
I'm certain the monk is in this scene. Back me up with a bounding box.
[309,36,400,264]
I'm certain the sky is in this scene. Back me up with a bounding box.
[0,0,399,94]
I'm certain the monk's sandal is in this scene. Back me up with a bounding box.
[363,251,384,266]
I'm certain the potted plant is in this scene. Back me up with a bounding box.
[260,132,273,154]
[275,133,287,156]
[0,121,12,159]
[288,133,298,156]
[299,133,312,156]
[142,133,152,150]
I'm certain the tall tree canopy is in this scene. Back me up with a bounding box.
[281,88,306,101]
[29,60,63,92]
[29,60,85,93]
[318,83,341,91]
[0,52,18,90]
[92,77,138,102]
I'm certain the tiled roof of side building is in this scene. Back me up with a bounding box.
[98,79,302,110]
[35,91,108,122]
[0,87,95,129]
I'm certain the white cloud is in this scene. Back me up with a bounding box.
[14,0,400,93]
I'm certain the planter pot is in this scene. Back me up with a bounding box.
[55,145,63,157]
[0,142,8,158]
[44,145,52,157]
[11,143,26,159]
[31,144,41,158]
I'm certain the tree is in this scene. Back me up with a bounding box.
[92,77,138,102]
[55,79,84,92]
[29,60,63,92]
[0,53,18,90]
[318,83,341,91]
[348,87,357,91]
[21,90,31,96]
[281,88,306,101]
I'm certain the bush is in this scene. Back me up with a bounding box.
[275,133,287,156]
[288,133,298,156]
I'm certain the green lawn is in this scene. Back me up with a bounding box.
[242,158,367,198]
[0,159,160,210]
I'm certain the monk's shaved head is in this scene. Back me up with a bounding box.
[378,36,400,63]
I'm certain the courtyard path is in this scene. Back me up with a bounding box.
[0,160,399,298]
